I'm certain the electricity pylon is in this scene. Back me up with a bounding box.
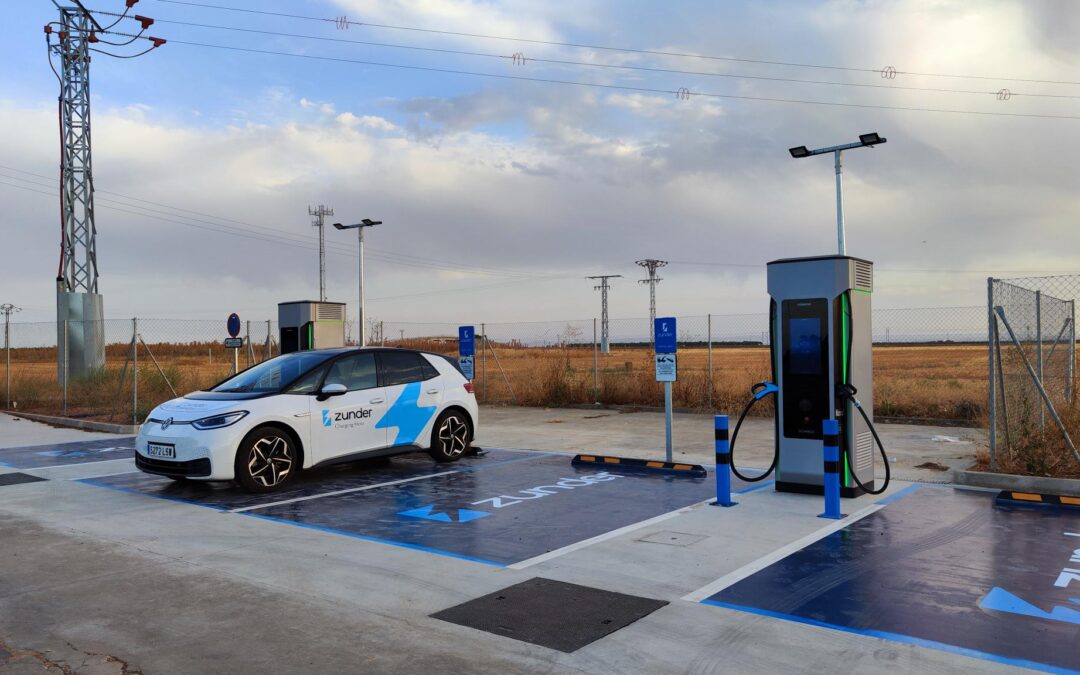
[587,275,621,353]
[636,259,667,342]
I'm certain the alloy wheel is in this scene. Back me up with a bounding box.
[437,416,469,457]
[247,435,294,487]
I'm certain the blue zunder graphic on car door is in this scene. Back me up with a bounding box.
[375,381,438,445]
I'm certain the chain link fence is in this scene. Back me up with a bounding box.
[988,276,1080,476]
[2,305,994,426]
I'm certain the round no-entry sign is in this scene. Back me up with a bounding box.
[227,313,241,338]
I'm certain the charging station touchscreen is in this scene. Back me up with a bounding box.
[781,300,829,439]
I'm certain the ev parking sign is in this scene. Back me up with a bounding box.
[458,325,476,379]
[654,317,677,353]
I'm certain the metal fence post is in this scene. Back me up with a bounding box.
[1070,300,1076,402]
[1036,290,1044,432]
[132,317,138,425]
[593,318,599,403]
[4,315,10,409]
[987,278,996,470]
[62,319,69,417]
[481,322,487,402]
[707,313,713,410]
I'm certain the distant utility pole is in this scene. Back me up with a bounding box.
[309,205,334,301]
[2,303,21,409]
[587,275,622,353]
[636,259,668,342]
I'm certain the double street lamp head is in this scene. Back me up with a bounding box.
[787,132,886,159]
[332,219,383,230]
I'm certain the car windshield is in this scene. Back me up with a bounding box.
[210,351,338,393]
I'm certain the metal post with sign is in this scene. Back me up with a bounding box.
[654,317,677,462]
[225,313,243,374]
[458,325,475,381]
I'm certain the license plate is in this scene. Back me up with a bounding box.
[146,443,175,459]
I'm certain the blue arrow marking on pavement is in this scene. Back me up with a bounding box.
[376,381,438,445]
[398,505,453,522]
[455,508,491,522]
[398,505,491,523]
[979,586,1080,626]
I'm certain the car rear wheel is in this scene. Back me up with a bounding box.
[429,410,471,463]
[235,427,299,493]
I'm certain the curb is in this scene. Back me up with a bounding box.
[994,490,1080,510]
[6,411,138,435]
[953,469,1080,497]
[572,453,707,478]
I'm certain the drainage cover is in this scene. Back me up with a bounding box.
[0,473,46,487]
[432,577,667,653]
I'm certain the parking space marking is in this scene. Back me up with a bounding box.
[508,497,713,569]
[231,453,554,513]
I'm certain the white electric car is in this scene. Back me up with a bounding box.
[135,348,479,493]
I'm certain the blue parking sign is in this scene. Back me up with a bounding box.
[458,325,475,356]
[654,317,677,353]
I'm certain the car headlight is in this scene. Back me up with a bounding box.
[191,411,249,430]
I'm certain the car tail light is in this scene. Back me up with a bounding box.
[463,382,475,394]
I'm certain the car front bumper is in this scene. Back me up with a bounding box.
[135,422,248,481]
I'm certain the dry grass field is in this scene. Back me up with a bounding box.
[7,340,1079,477]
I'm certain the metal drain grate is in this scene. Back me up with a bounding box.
[432,577,667,653]
[0,473,46,487]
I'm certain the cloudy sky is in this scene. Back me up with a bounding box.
[2,0,1080,326]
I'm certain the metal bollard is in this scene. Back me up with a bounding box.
[819,419,843,519]
[712,415,736,507]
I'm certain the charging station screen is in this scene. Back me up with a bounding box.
[788,318,822,375]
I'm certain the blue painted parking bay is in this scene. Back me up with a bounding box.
[0,437,135,468]
[704,487,1080,673]
[86,449,736,565]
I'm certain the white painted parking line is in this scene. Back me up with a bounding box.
[507,498,714,570]
[231,453,551,513]
[680,502,884,602]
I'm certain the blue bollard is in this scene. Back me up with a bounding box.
[818,419,843,519]
[712,415,736,507]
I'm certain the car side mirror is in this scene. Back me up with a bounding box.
[317,383,347,401]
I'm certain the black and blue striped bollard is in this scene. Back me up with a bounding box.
[712,415,736,507]
[818,419,843,519]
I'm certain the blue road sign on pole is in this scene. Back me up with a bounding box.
[227,313,241,338]
[458,325,475,357]
[654,317,677,353]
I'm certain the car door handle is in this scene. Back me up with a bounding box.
[426,388,439,395]
[369,397,385,404]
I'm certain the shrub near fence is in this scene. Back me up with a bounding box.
[2,306,997,426]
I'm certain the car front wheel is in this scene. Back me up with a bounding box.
[235,427,299,493]
[429,411,471,462]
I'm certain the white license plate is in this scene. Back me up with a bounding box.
[146,443,175,459]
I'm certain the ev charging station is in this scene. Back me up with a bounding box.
[767,255,876,497]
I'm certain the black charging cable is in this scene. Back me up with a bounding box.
[728,381,779,482]
[835,383,891,495]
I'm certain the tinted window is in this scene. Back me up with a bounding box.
[378,352,427,387]
[283,364,328,394]
[420,356,440,380]
[324,353,378,391]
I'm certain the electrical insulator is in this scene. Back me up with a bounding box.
[126,0,140,7]
[135,15,154,29]
[149,37,166,47]
[88,31,99,43]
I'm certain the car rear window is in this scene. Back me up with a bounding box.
[378,351,428,387]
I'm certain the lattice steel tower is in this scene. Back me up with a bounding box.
[309,205,334,301]
[636,259,667,342]
[587,275,621,353]
[45,0,164,379]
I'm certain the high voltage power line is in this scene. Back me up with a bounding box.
[0,168,538,278]
[98,30,1080,121]
[148,0,1080,87]
[90,11,1080,101]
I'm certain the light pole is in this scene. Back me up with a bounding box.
[332,219,382,347]
[789,132,887,255]
[1,303,21,409]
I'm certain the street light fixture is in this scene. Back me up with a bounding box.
[788,132,887,255]
[333,219,383,346]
